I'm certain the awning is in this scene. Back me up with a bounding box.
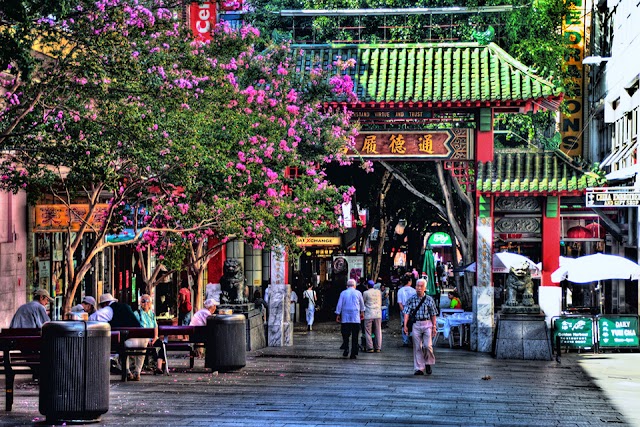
[606,162,640,181]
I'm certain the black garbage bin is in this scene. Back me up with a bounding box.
[40,321,110,422]
[205,314,246,372]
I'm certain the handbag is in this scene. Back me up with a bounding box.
[407,295,427,332]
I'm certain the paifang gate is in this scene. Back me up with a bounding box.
[296,41,571,352]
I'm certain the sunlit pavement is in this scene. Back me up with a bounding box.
[1,316,638,426]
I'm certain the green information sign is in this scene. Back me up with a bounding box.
[598,316,639,348]
[554,317,594,349]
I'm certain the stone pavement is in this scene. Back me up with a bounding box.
[1,318,638,427]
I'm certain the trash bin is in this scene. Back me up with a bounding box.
[40,321,110,422]
[205,314,246,372]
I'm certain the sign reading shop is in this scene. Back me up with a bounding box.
[586,187,640,207]
[346,129,473,160]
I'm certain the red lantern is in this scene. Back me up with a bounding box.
[585,222,605,239]
[567,226,593,239]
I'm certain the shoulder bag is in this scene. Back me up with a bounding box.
[407,295,427,333]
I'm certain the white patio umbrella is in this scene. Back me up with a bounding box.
[465,252,541,275]
[551,253,640,283]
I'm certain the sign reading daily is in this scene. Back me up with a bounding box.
[347,129,473,160]
[554,317,593,349]
[598,316,639,348]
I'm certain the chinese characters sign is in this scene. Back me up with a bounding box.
[347,129,473,160]
[553,316,594,349]
[598,316,639,348]
[34,204,109,232]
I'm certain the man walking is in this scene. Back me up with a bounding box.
[363,280,382,353]
[335,279,365,359]
[396,275,416,346]
[403,279,438,376]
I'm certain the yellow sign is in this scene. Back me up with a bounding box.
[561,0,588,157]
[296,236,341,247]
[34,204,109,232]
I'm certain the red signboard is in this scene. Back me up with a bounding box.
[347,129,473,160]
[190,2,216,41]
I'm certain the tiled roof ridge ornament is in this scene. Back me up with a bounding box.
[471,26,495,46]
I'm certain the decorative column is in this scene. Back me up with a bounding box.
[268,246,292,346]
[539,196,562,325]
[473,195,494,352]
[244,244,262,301]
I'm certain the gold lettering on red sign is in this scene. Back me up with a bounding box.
[389,134,406,154]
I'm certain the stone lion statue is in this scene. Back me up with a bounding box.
[504,261,535,307]
[220,259,247,304]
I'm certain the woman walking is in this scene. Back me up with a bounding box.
[303,283,317,331]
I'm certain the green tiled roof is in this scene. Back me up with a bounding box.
[476,150,604,193]
[294,42,561,104]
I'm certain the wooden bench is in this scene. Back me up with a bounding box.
[110,327,157,382]
[158,325,207,369]
[0,328,42,411]
[0,328,122,410]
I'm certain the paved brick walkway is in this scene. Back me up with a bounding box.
[1,319,635,426]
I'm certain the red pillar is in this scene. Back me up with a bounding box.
[541,196,560,286]
[207,238,226,283]
[476,108,494,162]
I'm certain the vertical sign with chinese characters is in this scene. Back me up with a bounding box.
[561,0,589,157]
[347,129,472,160]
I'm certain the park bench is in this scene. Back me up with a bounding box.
[1,328,122,410]
[0,328,42,411]
[110,327,157,382]
[158,325,207,369]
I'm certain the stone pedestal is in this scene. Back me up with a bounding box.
[494,313,552,360]
[267,284,293,347]
[216,303,266,351]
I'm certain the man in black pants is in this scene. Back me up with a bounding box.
[335,279,365,359]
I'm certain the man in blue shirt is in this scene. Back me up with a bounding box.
[335,279,365,359]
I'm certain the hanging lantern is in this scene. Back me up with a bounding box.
[567,226,593,239]
[585,222,606,239]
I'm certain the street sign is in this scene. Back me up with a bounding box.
[553,316,594,349]
[586,187,640,207]
[598,315,639,348]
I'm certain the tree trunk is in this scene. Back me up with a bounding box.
[371,170,393,281]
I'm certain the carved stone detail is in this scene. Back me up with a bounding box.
[494,217,541,233]
[495,197,541,212]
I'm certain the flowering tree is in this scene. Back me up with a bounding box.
[0,0,359,312]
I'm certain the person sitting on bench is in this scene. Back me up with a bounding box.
[10,288,52,328]
[134,294,166,375]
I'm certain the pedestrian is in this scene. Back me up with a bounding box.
[290,288,298,323]
[363,280,382,353]
[335,279,365,359]
[81,295,97,316]
[403,279,438,376]
[178,281,192,326]
[303,283,317,331]
[396,275,416,347]
[91,293,145,381]
[134,294,166,375]
[380,283,390,327]
[10,288,53,328]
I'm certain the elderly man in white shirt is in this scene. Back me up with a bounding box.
[335,279,365,359]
